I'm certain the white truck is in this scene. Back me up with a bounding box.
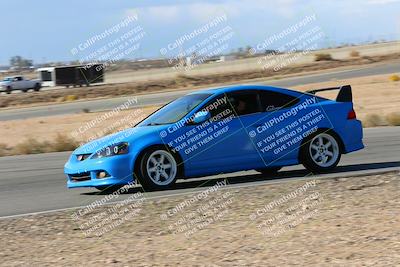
[0,76,42,94]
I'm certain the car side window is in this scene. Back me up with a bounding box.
[198,91,261,121]
[259,90,299,112]
[226,91,261,116]
[199,94,234,121]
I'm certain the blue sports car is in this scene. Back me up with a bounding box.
[64,85,364,191]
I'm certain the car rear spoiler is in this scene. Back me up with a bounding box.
[306,85,353,102]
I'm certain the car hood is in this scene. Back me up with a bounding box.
[73,125,168,155]
[0,81,9,86]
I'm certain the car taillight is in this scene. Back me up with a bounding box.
[347,109,357,120]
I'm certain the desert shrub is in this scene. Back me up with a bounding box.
[389,74,400,82]
[350,50,360,57]
[56,96,66,102]
[49,134,80,152]
[65,95,78,101]
[14,138,51,155]
[314,53,333,61]
[12,134,79,156]
[175,73,195,83]
[386,112,400,126]
[0,143,10,157]
[176,73,189,79]
[56,95,78,102]
[362,114,387,128]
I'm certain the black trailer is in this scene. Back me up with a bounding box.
[37,64,104,87]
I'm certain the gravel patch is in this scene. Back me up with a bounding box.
[0,172,399,266]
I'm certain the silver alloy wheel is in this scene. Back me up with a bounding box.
[146,150,177,186]
[309,133,339,167]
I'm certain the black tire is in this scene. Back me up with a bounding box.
[135,146,180,191]
[22,89,28,93]
[95,185,123,193]
[300,130,342,173]
[256,167,281,176]
[34,83,41,91]
[6,86,12,94]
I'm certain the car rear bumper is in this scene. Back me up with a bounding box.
[342,119,364,153]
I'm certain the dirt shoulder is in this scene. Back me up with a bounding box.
[1,52,399,109]
[0,172,399,266]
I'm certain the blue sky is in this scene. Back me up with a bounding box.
[0,0,399,65]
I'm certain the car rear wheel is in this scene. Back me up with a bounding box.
[301,131,341,173]
[136,148,178,191]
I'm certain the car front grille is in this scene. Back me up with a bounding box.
[69,172,91,182]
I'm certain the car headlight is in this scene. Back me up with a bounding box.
[91,142,129,159]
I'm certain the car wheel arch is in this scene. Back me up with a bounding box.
[133,144,185,180]
[298,128,345,162]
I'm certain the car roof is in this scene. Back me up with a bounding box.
[188,84,300,96]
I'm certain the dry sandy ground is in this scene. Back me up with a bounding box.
[0,106,158,146]
[0,73,399,148]
[1,52,399,109]
[0,172,399,266]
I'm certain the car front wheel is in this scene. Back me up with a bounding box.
[301,131,341,173]
[34,83,41,91]
[136,148,178,191]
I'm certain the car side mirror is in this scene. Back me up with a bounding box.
[191,111,211,124]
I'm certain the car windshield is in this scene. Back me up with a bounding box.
[2,77,12,81]
[138,93,211,126]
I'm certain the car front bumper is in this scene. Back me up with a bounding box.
[64,153,134,188]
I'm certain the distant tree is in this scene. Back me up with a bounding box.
[245,45,252,53]
[10,56,33,69]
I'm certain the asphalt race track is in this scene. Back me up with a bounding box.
[1,61,399,121]
[0,126,399,218]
